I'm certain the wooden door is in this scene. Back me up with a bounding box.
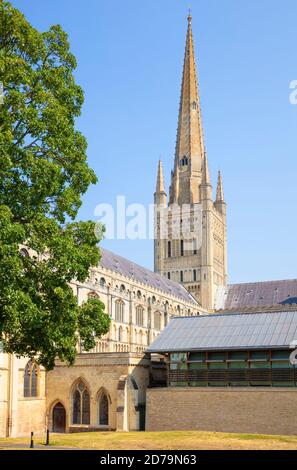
[53,402,66,433]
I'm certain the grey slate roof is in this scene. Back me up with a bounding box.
[147,310,297,353]
[215,279,297,311]
[99,248,198,305]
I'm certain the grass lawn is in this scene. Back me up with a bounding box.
[1,430,297,450]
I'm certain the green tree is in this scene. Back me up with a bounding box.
[0,1,110,369]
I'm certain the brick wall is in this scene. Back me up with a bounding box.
[146,387,297,435]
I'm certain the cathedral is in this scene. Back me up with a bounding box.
[1,15,297,438]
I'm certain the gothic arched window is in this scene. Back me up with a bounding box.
[72,381,90,425]
[136,306,144,326]
[154,312,161,330]
[115,300,125,323]
[137,290,142,299]
[99,393,109,426]
[24,361,38,397]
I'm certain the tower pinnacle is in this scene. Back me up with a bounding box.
[216,171,225,202]
[155,160,166,194]
[201,151,211,186]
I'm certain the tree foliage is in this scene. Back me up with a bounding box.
[0,1,110,369]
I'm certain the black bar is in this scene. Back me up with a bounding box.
[0,450,296,467]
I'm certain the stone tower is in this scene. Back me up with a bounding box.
[154,14,227,311]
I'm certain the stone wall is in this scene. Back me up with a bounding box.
[0,354,46,437]
[15,399,46,437]
[46,352,150,432]
[146,387,297,435]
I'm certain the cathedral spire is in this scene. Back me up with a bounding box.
[175,15,204,169]
[215,171,225,202]
[171,14,205,204]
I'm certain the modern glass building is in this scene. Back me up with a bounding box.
[148,311,297,388]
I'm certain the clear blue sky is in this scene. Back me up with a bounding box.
[12,0,297,284]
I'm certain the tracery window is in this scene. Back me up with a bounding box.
[24,361,38,397]
[136,306,144,326]
[115,300,125,323]
[72,381,90,425]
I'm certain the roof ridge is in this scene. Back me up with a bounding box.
[171,309,297,319]
[228,278,297,287]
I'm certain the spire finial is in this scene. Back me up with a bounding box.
[188,7,192,23]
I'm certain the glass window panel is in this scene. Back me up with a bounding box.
[250,351,269,360]
[189,352,205,361]
[229,361,248,369]
[82,390,90,424]
[271,350,290,360]
[169,361,186,370]
[208,362,227,369]
[31,366,37,397]
[208,352,227,361]
[229,351,248,361]
[189,362,207,370]
[73,390,81,424]
[99,394,108,425]
[24,365,30,398]
[170,353,186,362]
[272,361,294,369]
[78,382,85,392]
[250,362,270,369]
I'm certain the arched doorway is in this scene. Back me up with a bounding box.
[53,402,66,433]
